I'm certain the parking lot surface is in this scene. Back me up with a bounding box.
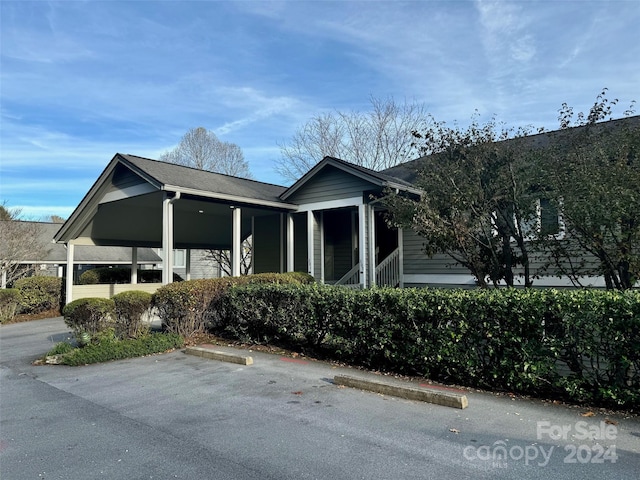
[1,317,639,479]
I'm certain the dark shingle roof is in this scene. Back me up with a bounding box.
[119,154,288,203]
[381,115,640,184]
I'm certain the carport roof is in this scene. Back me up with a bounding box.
[54,153,297,244]
[119,154,288,204]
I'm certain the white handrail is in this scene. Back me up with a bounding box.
[336,263,360,287]
[375,248,400,287]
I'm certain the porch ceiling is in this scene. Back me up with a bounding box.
[75,192,284,249]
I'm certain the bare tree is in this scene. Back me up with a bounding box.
[160,128,253,276]
[277,97,430,182]
[204,238,253,277]
[0,204,50,286]
[160,127,252,178]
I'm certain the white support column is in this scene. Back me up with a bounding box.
[307,210,314,277]
[319,212,325,284]
[185,249,191,281]
[286,213,295,272]
[231,207,241,277]
[398,228,404,288]
[358,204,367,288]
[250,217,255,275]
[1,270,6,289]
[279,214,285,273]
[131,247,138,284]
[57,265,64,279]
[162,193,174,285]
[65,241,75,305]
[368,206,376,287]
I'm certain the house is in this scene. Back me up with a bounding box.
[0,221,162,289]
[53,116,639,302]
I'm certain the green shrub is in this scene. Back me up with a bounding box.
[152,272,310,337]
[79,267,182,285]
[213,285,640,410]
[63,297,115,339]
[46,341,75,356]
[113,290,153,338]
[153,278,233,337]
[14,276,63,314]
[78,269,100,285]
[56,333,184,366]
[0,288,21,323]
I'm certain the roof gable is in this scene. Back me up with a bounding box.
[280,156,420,201]
[55,154,296,243]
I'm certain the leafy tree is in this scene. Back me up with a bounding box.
[160,127,251,178]
[277,97,429,182]
[540,90,639,289]
[386,115,541,287]
[0,204,51,286]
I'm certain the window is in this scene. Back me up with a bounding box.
[498,198,564,240]
[539,198,561,236]
[173,249,186,268]
[156,248,187,268]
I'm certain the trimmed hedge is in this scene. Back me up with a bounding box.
[14,276,63,314]
[113,290,153,338]
[49,333,184,366]
[152,272,314,337]
[79,267,182,285]
[213,285,639,410]
[0,288,21,323]
[63,297,115,340]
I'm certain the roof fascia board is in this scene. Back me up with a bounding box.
[116,155,164,189]
[280,158,366,200]
[54,156,122,243]
[54,153,164,243]
[281,157,421,200]
[295,195,364,213]
[15,260,158,265]
[163,185,298,211]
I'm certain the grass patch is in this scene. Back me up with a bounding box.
[45,333,184,366]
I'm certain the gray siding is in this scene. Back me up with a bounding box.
[286,166,374,204]
[108,164,147,193]
[402,230,466,275]
[187,249,221,279]
[253,214,282,274]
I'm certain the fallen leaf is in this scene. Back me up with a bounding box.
[449,428,460,434]
[292,391,303,395]
[604,418,618,426]
[581,411,596,417]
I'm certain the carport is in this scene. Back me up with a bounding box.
[54,154,298,303]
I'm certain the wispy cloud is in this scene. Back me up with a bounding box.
[214,87,304,135]
[1,0,638,214]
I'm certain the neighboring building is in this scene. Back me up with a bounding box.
[52,116,639,302]
[0,221,161,288]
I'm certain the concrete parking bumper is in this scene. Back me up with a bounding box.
[334,373,468,409]
[187,343,468,409]
[185,345,254,365]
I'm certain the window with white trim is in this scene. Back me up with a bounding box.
[156,249,187,268]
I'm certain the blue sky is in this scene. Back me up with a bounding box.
[1,0,638,219]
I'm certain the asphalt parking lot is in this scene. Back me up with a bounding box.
[1,317,639,479]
